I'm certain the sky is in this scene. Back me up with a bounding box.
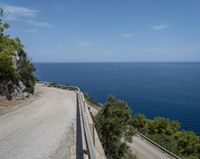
[1,0,200,62]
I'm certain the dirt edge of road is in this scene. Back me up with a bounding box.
[0,86,43,116]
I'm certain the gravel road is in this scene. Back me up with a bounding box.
[0,85,77,159]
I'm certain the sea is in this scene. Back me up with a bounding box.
[34,62,200,135]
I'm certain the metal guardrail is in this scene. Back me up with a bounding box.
[77,91,99,159]
[137,132,181,159]
[38,81,181,159]
[86,100,102,111]
[37,81,99,158]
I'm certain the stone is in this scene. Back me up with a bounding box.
[0,80,29,100]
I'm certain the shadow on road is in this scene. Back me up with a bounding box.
[76,94,83,159]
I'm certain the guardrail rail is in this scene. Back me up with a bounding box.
[38,81,181,159]
[137,132,181,159]
[77,91,100,159]
[37,81,101,158]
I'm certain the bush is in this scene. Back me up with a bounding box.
[16,48,36,94]
[95,96,135,159]
[0,54,19,83]
[132,113,200,158]
[147,117,180,135]
[0,9,36,96]
[174,131,200,158]
[132,114,148,133]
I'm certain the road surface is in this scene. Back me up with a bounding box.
[129,135,175,159]
[0,85,77,159]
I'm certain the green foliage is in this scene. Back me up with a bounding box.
[16,39,36,94]
[147,117,180,135]
[0,35,17,56]
[88,93,200,158]
[95,96,135,159]
[0,9,36,95]
[174,131,200,158]
[147,133,179,155]
[0,14,19,83]
[132,113,200,158]
[132,114,148,133]
[0,54,19,82]
[17,56,36,93]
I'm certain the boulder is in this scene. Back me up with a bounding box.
[0,80,29,100]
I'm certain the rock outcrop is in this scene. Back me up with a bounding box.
[0,80,29,100]
[0,56,30,100]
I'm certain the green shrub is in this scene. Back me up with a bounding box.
[95,96,135,159]
[0,54,19,83]
[132,113,200,158]
[0,9,36,95]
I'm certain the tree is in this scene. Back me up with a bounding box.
[0,10,18,83]
[174,131,200,158]
[0,8,36,98]
[147,117,180,135]
[132,112,200,158]
[132,114,148,133]
[0,53,19,82]
[95,96,135,159]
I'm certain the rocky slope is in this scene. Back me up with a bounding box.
[0,10,36,100]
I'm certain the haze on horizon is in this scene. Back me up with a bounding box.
[1,0,200,62]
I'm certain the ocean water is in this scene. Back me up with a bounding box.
[34,63,200,134]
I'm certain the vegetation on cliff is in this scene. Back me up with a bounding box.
[94,96,136,159]
[0,8,36,99]
[92,93,200,159]
[133,114,200,159]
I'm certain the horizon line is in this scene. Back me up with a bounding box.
[33,61,200,63]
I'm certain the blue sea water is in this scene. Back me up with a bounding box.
[34,62,200,134]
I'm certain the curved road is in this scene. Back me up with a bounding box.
[85,99,178,159]
[0,85,76,159]
[129,135,175,159]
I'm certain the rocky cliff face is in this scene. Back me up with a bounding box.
[0,56,30,100]
[0,81,28,100]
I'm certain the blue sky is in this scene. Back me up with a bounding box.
[1,0,200,62]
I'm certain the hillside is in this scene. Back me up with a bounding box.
[0,8,36,100]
